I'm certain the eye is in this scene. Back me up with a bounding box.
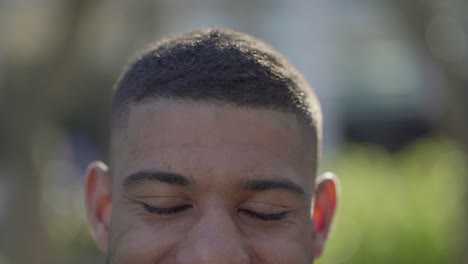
[141,203,193,215]
[238,209,288,221]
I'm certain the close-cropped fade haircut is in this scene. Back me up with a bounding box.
[111,28,322,161]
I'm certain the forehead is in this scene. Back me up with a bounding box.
[112,101,316,188]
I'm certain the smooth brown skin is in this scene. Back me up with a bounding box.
[86,101,338,264]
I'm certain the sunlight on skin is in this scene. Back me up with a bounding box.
[86,101,339,264]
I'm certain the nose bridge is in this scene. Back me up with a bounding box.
[176,206,249,264]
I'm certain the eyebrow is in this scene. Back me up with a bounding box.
[122,171,305,197]
[243,179,306,197]
[122,170,190,189]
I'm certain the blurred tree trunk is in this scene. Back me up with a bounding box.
[392,1,468,262]
[0,1,95,263]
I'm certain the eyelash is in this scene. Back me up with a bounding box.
[141,203,193,215]
[141,203,288,221]
[238,209,288,221]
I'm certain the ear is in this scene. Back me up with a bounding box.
[85,161,112,252]
[312,172,340,259]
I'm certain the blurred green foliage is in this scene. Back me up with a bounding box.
[318,137,466,263]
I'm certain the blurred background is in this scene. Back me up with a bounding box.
[0,0,467,263]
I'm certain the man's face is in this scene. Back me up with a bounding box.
[86,101,335,263]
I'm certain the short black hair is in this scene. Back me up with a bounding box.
[111,27,322,155]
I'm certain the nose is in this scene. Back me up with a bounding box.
[175,208,250,264]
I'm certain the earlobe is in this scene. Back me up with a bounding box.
[85,161,112,252]
[312,172,340,259]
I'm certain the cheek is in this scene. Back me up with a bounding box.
[108,215,183,264]
[109,228,165,263]
[250,224,314,263]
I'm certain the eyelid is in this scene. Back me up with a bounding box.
[124,194,193,215]
[141,202,193,215]
[133,195,189,199]
[244,200,290,209]
[239,209,289,221]
[241,200,291,213]
[127,194,191,206]
[238,200,293,221]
